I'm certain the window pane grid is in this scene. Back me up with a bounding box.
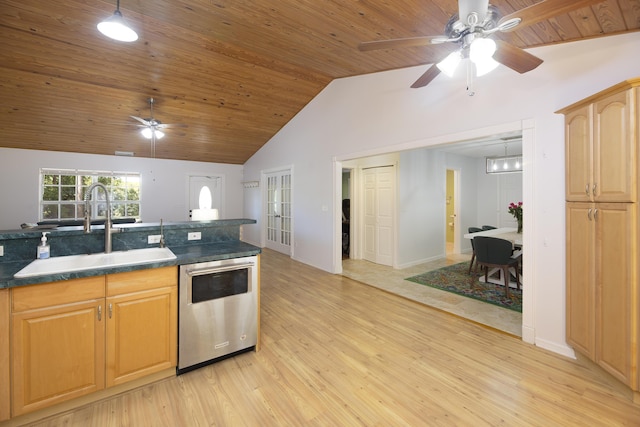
[40,169,141,222]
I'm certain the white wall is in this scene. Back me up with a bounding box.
[397,148,446,267]
[475,167,523,229]
[0,148,245,230]
[395,148,482,267]
[243,32,640,356]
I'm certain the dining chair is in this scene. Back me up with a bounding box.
[467,227,483,274]
[471,236,521,298]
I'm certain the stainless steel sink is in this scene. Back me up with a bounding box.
[14,247,176,278]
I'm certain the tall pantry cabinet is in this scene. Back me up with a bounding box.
[558,77,639,401]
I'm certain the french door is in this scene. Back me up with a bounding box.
[265,170,292,255]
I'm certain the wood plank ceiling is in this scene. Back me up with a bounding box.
[1,0,639,164]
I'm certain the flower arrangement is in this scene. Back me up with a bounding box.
[508,201,523,233]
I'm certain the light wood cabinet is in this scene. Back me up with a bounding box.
[560,78,640,395]
[0,288,10,422]
[9,266,177,417]
[106,267,177,387]
[11,276,106,416]
[563,83,636,202]
[565,203,595,359]
[566,202,636,386]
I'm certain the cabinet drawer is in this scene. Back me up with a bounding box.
[106,266,177,296]
[12,276,105,312]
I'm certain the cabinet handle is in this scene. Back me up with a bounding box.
[585,184,590,196]
[109,303,113,319]
[97,305,102,321]
[587,208,593,221]
[592,183,597,197]
[593,208,598,221]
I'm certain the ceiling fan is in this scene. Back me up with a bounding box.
[130,97,186,157]
[358,0,605,91]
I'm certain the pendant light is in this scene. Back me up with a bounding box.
[486,142,523,174]
[97,0,138,42]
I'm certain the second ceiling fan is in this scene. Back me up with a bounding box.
[358,0,606,90]
[130,98,186,157]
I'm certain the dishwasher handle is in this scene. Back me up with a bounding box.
[185,262,255,277]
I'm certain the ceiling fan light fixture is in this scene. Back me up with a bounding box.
[97,1,138,42]
[474,56,499,76]
[436,50,462,77]
[140,128,164,139]
[140,127,152,139]
[469,38,496,61]
[469,38,498,76]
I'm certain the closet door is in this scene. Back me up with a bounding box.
[363,166,395,266]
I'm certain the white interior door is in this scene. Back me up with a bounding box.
[188,175,222,219]
[362,166,395,266]
[265,170,292,255]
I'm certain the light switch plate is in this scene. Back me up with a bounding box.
[188,232,201,241]
[148,235,162,244]
[0,245,4,256]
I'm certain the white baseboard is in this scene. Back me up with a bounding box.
[535,337,576,359]
[395,254,444,270]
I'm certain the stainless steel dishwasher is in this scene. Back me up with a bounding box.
[177,255,258,374]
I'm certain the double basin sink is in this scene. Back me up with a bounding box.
[14,247,177,279]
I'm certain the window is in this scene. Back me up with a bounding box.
[40,169,141,222]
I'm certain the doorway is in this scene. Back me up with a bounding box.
[445,169,459,255]
[188,175,222,220]
[341,169,352,259]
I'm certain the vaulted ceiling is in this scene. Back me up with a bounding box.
[1,1,638,164]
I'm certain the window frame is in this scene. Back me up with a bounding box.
[39,168,142,222]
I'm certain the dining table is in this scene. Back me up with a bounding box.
[463,227,522,247]
[464,227,523,288]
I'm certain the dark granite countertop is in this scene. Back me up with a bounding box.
[0,241,261,289]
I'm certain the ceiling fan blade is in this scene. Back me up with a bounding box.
[130,115,151,126]
[498,0,605,32]
[155,123,188,129]
[410,66,442,89]
[358,35,448,52]
[493,40,543,74]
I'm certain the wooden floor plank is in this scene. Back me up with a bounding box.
[21,248,640,426]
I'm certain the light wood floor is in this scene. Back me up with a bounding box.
[23,249,640,426]
[341,253,523,336]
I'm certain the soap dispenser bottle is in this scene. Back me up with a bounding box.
[37,232,50,259]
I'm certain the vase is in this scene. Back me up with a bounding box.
[517,219,523,234]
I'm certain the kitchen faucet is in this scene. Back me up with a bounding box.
[84,182,119,253]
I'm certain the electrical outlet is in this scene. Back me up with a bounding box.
[187,232,201,241]
[148,235,162,244]
[0,245,4,256]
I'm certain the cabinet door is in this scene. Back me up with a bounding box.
[593,90,636,202]
[565,106,593,202]
[566,202,596,358]
[0,289,9,422]
[595,203,637,387]
[11,300,105,416]
[106,286,177,387]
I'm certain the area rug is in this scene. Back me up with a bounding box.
[405,262,522,312]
